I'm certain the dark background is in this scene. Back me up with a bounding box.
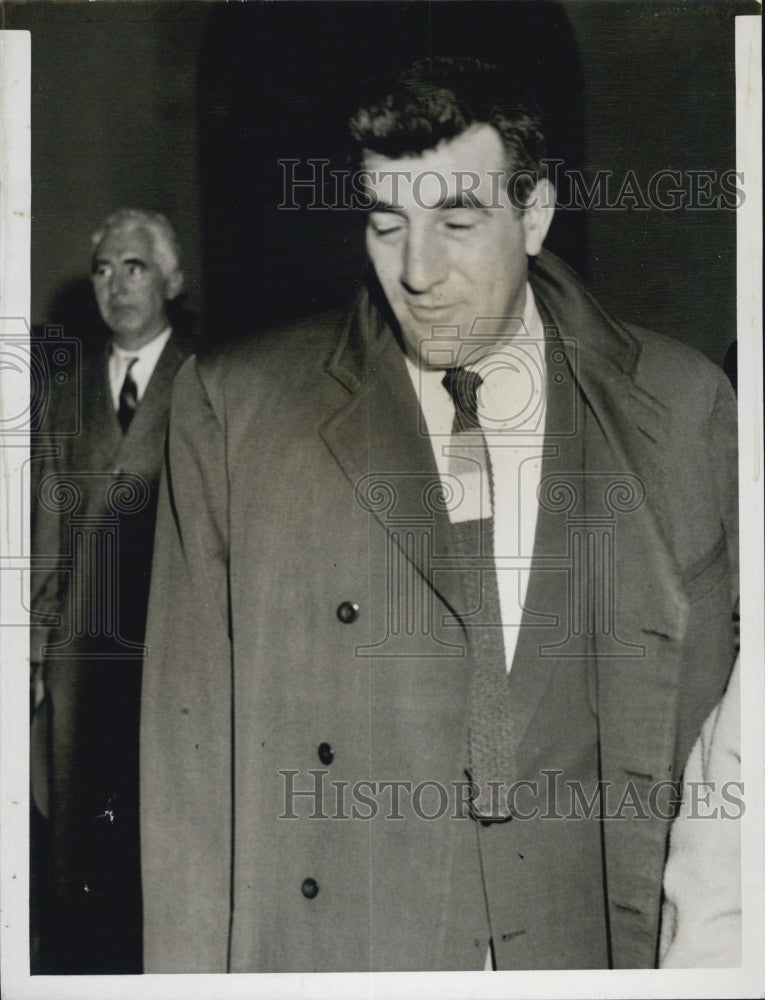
[4,0,756,365]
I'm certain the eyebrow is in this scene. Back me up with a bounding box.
[440,194,492,211]
[92,255,147,269]
[368,194,492,214]
[367,201,406,216]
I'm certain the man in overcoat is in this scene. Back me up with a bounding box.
[30,209,194,972]
[140,60,738,971]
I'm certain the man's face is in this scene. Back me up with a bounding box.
[92,226,176,350]
[363,124,553,368]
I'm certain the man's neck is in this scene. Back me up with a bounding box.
[111,324,171,354]
[414,282,535,372]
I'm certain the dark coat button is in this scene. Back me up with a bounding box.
[336,601,359,623]
[301,877,319,899]
[318,742,334,765]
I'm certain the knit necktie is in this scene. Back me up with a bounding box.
[442,368,512,821]
[441,367,492,517]
[117,358,139,433]
[441,366,482,432]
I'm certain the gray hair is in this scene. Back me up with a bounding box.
[91,208,182,280]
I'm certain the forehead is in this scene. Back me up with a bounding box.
[94,225,156,263]
[363,123,508,205]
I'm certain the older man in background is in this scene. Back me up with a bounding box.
[30,209,194,973]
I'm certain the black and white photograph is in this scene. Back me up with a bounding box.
[0,3,762,998]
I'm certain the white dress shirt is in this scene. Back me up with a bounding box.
[108,326,172,412]
[405,284,547,677]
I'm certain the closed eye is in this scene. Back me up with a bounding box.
[442,206,483,231]
[368,212,405,238]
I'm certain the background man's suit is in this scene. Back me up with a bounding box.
[141,251,737,971]
[31,331,193,972]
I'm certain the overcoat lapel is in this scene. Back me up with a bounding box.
[532,252,689,966]
[531,253,687,649]
[320,297,468,629]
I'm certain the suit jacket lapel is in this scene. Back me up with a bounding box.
[74,333,194,480]
[77,348,122,473]
[117,333,193,472]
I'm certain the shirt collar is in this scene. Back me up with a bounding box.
[406,283,543,382]
[110,326,172,365]
[405,284,547,435]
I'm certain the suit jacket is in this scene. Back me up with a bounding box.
[140,251,738,972]
[30,331,194,968]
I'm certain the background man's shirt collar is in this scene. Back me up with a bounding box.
[108,326,172,411]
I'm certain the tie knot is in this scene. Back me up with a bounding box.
[442,367,483,431]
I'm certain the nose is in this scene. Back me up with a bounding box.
[108,269,127,299]
[400,228,447,294]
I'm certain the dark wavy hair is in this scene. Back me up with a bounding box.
[349,57,547,205]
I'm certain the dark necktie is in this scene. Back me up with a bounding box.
[117,358,139,433]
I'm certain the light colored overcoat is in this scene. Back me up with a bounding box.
[140,252,738,972]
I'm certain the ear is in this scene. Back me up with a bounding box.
[522,179,555,257]
[164,267,184,302]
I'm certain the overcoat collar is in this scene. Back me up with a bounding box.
[321,251,687,642]
[530,251,688,638]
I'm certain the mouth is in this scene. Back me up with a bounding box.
[406,302,457,322]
